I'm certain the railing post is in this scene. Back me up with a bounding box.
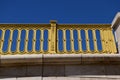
[50,20,57,53]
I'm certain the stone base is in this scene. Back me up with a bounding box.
[0,64,120,80]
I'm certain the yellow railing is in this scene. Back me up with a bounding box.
[57,24,116,54]
[0,21,117,55]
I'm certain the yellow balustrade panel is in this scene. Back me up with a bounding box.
[0,23,117,55]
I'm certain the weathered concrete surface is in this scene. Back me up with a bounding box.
[65,65,105,77]
[1,54,120,66]
[43,65,65,77]
[17,77,42,80]
[0,66,26,77]
[0,64,120,80]
[1,54,120,80]
[1,54,42,65]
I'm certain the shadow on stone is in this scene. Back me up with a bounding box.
[0,64,120,79]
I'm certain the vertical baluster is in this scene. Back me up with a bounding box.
[63,29,66,53]
[25,29,29,53]
[0,29,5,54]
[48,29,51,53]
[109,29,117,53]
[16,29,21,53]
[104,29,108,53]
[85,29,90,52]
[77,29,82,52]
[92,29,98,53]
[8,29,13,54]
[107,29,112,53]
[33,29,36,53]
[70,29,74,53]
[106,29,110,53]
[40,29,44,52]
[106,30,109,53]
[100,29,105,53]
[56,29,59,53]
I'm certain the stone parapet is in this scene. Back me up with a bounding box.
[111,12,120,29]
[111,12,120,53]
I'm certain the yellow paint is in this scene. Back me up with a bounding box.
[0,22,117,54]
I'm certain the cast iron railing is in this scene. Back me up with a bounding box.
[0,21,117,55]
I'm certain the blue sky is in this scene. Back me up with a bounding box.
[0,0,120,23]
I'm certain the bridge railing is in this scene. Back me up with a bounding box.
[57,24,117,54]
[0,21,117,55]
[0,24,51,54]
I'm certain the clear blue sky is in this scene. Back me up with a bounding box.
[0,0,120,23]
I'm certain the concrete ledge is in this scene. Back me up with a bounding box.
[82,54,120,64]
[0,54,42,66]
[43,54,82,64]
[0,54,120,66]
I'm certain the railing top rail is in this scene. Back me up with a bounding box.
[58,24,111,26]
[0,24,111,26]
[0,24,50,27]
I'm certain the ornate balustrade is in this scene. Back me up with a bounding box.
[0,21,117,55]
[0,24,51,54]
[57,24,117,54]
